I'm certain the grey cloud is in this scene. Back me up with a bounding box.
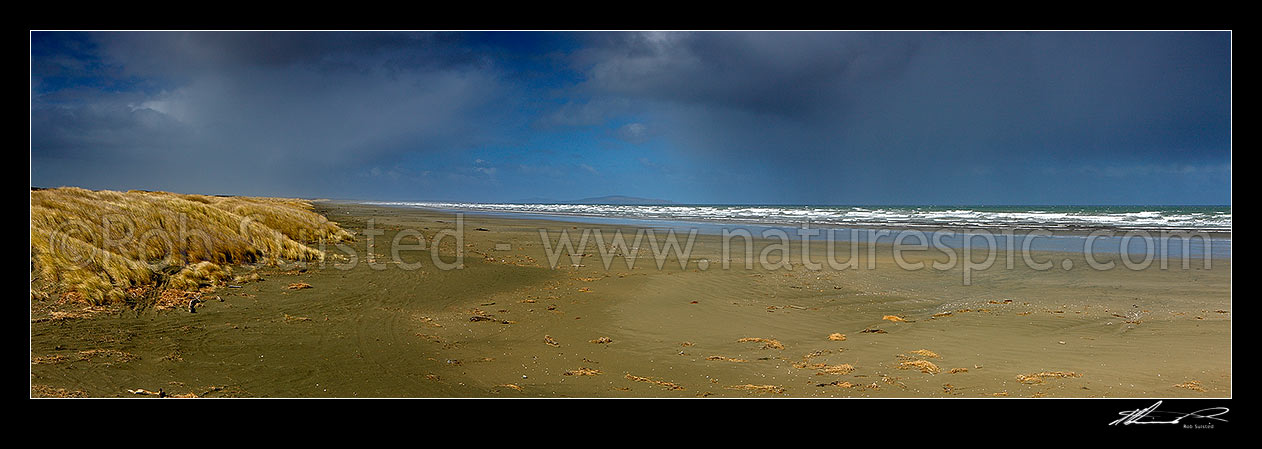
[572,31,920,117]
[90,32,480,79]
[32,32,511,196]
[30,31,1230,204]
[549,32,1230,203]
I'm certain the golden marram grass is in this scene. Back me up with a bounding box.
[30,187,354,305]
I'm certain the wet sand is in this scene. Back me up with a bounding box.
[30,202,1231,397]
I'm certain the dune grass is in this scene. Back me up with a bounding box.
[30,187,354,306]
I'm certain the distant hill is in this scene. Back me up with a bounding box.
[508,195,674,205]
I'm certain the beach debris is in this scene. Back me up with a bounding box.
[188,298,200,313]
[725,384,785,394]
[988,299,1014,304]
[590,337,613,344]
[496,384,524,392]
[30,385,88,398]
[564,367,602,376]
[1015,371,1082,384]
[161,350,184,362]
[474,227,490,231]
[286,282,312,290]
[898,360,941,375]
[949,368,969,374]
[283,313,312,323]
[737,337,784,350]
[991,392,1010,397]
[816,381,856,389]
[33,349,137,365]
[625,374,684,390]
[544,335,560,347]
[827,333,847,341]
[31,306,107,324]
[909,349,941,359]
[882,315,908,323]
[706,355,749,363]
[1174,380,1207,392]
[680,342,695,347]
[794,362,856,375]
[802,349,831,359]
[880,375,907,389]
[232,273,264,284]
[816,364,856,375]
[860,328,887,334]
[127,388,164,397]
[469,308,497,322]
[155,289,203,311]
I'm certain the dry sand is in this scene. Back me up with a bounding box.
[30,202,1231,397]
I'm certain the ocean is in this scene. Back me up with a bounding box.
[367,203,1230,233]
[362,202,1232,259]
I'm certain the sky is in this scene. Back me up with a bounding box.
[30,31,1231,205]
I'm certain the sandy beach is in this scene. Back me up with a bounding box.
[28,201,1231,398]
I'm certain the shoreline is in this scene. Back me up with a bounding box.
[351,201,1232,238]
[32,201,1232,398]
[342,201,1232,260]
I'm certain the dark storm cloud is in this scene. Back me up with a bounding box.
[572,32,920,118]
[571,32,1229,158]
[561,31,1231,203]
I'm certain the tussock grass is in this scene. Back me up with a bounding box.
[30,187,353,305]
[168,261,233,291]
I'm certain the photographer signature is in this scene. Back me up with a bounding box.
[1110,401,1229,426]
